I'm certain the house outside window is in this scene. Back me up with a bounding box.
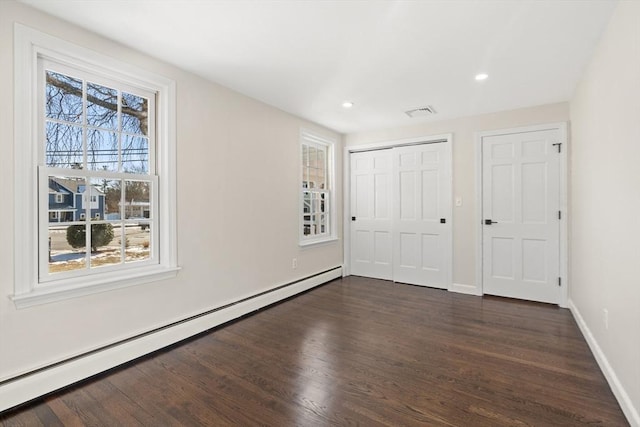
[13,25,178,307]
[300,130,336,245]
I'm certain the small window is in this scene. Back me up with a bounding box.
[300,130,335,245]
[55,194,64,203]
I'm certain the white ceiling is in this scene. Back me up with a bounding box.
[20,0,617,134]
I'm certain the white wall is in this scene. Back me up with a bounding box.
[0,0,342,387]
[345,102,569,289]
[569,1,640,424]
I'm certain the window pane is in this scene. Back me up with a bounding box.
[122,134,149,174]
[90,177,120,220]
[317,167,325,189]
[48,176,85,223]
[318,148,325,169]
[46,122,83,168]
[302,144,308,166]
[308,146,317,168]
[49,225,86,274]
[124,180,151,219]
[303,192,311,214]
[87,129,118,171]
[87,82,118,130]
[125,223,151,263]
[313,192,320,214]
[87,223,118,268]
[122,92,148,136]
[46,71,82,123]
[76,180,104,222]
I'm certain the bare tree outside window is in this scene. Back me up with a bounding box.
[45,71,149,172]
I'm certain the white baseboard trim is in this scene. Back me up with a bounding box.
[0,266,343,413]
[449,282,481,296]
[568,299,639,427]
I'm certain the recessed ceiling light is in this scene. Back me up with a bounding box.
[475,73,489,81]
[342,101,354,108]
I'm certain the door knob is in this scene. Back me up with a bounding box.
[484,219,497,225]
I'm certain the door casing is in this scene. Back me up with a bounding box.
[475,123,568,307]
[343,134,453,290]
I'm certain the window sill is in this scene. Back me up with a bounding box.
[11,266,181,309]
[299,236,339,247]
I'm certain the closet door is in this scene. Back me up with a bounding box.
[392,143,451,288]
[349,149,393,280]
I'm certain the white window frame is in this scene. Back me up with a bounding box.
[299,129,337,246]
[13,24,178,308]
[55,193,63,203]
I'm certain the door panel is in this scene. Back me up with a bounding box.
[350,150,393,280]
[482,129,560,303]
[392,143,451,288]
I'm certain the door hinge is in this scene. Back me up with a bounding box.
[558,277,562,287]
[558,210,561,220]
[552,142,562,153]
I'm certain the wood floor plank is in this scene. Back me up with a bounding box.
[0,276,629,426]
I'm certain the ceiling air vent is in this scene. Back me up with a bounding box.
[405,105,437,118]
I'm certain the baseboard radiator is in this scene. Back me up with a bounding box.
[0,266,343,412]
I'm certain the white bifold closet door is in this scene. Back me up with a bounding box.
[350,142,451,289]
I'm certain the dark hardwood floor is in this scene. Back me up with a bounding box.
[1,276,628,426]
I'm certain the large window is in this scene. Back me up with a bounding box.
[13,25,178,307]
[41,62,157,280]
[300,131,336,245]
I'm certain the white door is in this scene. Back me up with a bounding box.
[482,129,561,304]
[350,149,393,280]
[393,144,451,288]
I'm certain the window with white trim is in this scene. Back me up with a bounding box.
[300,131,335,245]
[13,25,178,307]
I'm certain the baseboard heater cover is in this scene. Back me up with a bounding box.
[0,266,343,413]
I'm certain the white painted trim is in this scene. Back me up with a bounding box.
[342,144,351,277]
[0,267,343,412]
[11,267,181,309]
[474,136,483,298]
[450,283,481,296]
[569,300,640,427]
[474,122,569,306]
[343,134,453,288]
[558,124,569,308]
